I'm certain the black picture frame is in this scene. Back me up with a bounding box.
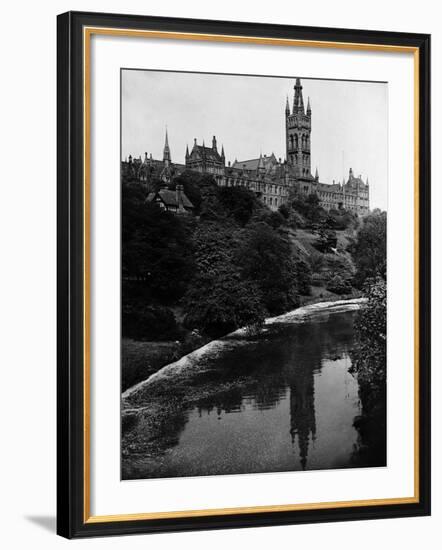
[57,10,431,539]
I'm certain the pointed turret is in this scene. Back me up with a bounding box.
[221,144,225,164]
[285,95,290,116]
[257,153,265,174]
[307,96,311,116]
[185,144,189,159]
[315,167,319,182]
[163,128,171,165]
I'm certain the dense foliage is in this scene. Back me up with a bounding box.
[349,211,387,464]
[235,222,301,314]
[182,222,266,336]
[349,208,387,394]
[122,171,377,341]
[122,172,318,339]
[350,209,387,288]
[122,185,194,302]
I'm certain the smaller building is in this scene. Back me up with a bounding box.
[185,136,225,186]
[146,182,194,215]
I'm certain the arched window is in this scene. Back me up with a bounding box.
[263,196,267,203]
[275,198,278,207]
[270,197,273,205]
[295,135,298,149]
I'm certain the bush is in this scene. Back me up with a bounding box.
[278,203,290,219]
[324,253,355,280]
[351,277,387,404]
[122,305,179,340]
[218,186,262,226]
[314,226,338,253]
[291,192,325,227]
[326,275,352,295]
[350,210,387,288]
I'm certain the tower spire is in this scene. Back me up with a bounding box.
[285,94,290,115]
[163,127,171,164]
[307,96,311,116]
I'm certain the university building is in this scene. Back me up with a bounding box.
[122,78,370,215]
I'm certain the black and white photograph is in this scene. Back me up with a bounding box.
[120,70,387,480]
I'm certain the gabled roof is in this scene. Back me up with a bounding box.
[232,153,278,171]
[147,188,194,209]
[189,145,223,163]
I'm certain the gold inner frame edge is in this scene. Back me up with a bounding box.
[82,26,420,524]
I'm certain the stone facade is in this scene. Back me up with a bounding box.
[122,78,370,216]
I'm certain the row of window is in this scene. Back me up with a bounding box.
[224,179,287,196]
[288,134,310,150]
[263,196,279,207]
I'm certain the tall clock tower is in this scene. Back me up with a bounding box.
[286,78,312,179]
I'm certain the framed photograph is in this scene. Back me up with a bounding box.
[57,11,431,538]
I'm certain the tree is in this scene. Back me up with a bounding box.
[218,186,263,226]
[291,192,325,227]
[326,208,358,230]
[326,275,352,295]
[122,194,194,302]
[183,222,265,336]
[171,171,219,215]
[315,223,338,253]
[235,222,300,314]
[351,277,387,403]
[350,210,386,288]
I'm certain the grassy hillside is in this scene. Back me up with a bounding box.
[287,226,362,305]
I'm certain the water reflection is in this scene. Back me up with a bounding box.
[122,310,386,480]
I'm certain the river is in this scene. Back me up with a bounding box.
[122,299,386,480]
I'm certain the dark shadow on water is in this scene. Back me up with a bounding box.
[25,515,56,533]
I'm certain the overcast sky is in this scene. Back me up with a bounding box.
[122,70,387,210]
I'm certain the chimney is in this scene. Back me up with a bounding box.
[176,183,185,213]
[212,135,217,151]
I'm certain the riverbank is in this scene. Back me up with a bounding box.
[123,296,366,407]
[122,291,363,391]
[121,305,371,479]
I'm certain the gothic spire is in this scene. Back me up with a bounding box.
[163,127,171,164]
[293,77,305,114]
[307,96,311,115]
[285,95,290,115]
